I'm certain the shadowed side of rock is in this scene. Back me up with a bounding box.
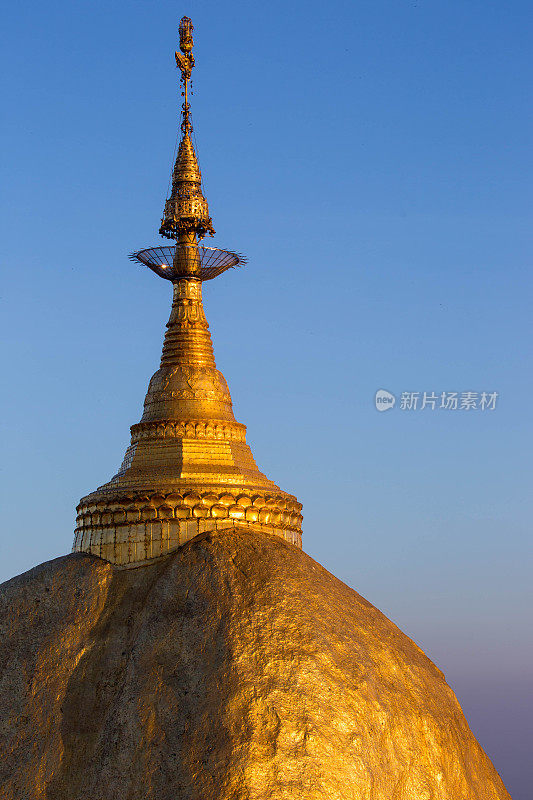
[0,555,114,798]
[0,529,510,800]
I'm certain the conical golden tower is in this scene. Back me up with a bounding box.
[72,18,302,567]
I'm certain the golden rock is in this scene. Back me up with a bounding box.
[4,17,510,799]
[0,528,510,799]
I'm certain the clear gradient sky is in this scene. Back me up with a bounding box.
[1,1,532,796]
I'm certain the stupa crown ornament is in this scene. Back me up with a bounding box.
[73,17,303,567]
[159,16,215,246]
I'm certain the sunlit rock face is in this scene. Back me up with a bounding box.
[0,528,509,800]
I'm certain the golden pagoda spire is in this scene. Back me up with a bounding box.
[159,16,214,277]
[72,18,302,567]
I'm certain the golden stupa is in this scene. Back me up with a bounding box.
[72,17,302,567]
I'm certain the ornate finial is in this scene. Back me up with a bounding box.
[159,17,215,255]
[176,16,195,136]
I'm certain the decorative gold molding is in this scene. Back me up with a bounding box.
[130,419,247,443]
[73,489,303,566]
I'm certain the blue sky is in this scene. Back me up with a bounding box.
[1,1,532,796]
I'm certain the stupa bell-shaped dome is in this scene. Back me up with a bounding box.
[73,275,303,566]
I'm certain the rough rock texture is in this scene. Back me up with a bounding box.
[0,528,510,799]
